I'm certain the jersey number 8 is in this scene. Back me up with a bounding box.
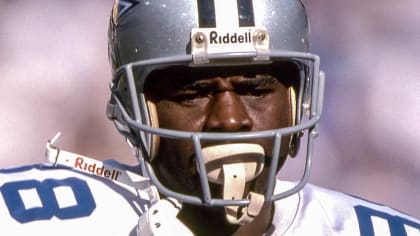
[1,177,96,223]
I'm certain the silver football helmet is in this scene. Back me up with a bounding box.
[107,0,324,215]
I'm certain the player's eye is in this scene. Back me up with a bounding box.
[235,75,277,97]
[171,81,214,105]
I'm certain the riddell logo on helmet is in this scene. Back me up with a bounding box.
[209,30,252,45]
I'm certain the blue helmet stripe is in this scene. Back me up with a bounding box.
[197,0,216,27]
[237,0,255,27]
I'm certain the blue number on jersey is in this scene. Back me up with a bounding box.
[355,205,420,236]
[1,177,96,223]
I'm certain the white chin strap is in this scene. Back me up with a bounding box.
[201,143,266,225]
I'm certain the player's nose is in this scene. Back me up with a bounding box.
[204,91,252,132]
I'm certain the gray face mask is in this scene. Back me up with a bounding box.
[106,0,325,215]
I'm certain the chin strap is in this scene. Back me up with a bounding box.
[201,143,266,225]
[137,198,194,236]
[223,163,265,225]
[45,132,159,202]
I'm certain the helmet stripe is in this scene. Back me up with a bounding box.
[197,0,255,28]
[197,0,216,27]
[237,0,255,27]
[214,0,239,29]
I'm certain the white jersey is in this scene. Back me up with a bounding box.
[0,163,151,236]
[269,182,420,236]
[1,164,419,236]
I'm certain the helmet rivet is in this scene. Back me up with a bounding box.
[195,33,205,44]
[256,31,266,42]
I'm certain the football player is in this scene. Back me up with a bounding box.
[1,0,419,235]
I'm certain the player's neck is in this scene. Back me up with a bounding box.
[178,202,273,236]
[233,202,274,236]
[178,204,237,235]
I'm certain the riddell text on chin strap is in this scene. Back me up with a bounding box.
[45,132,160,207]
[45,133,194,236]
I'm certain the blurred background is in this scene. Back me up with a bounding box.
[0,0,418,218]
